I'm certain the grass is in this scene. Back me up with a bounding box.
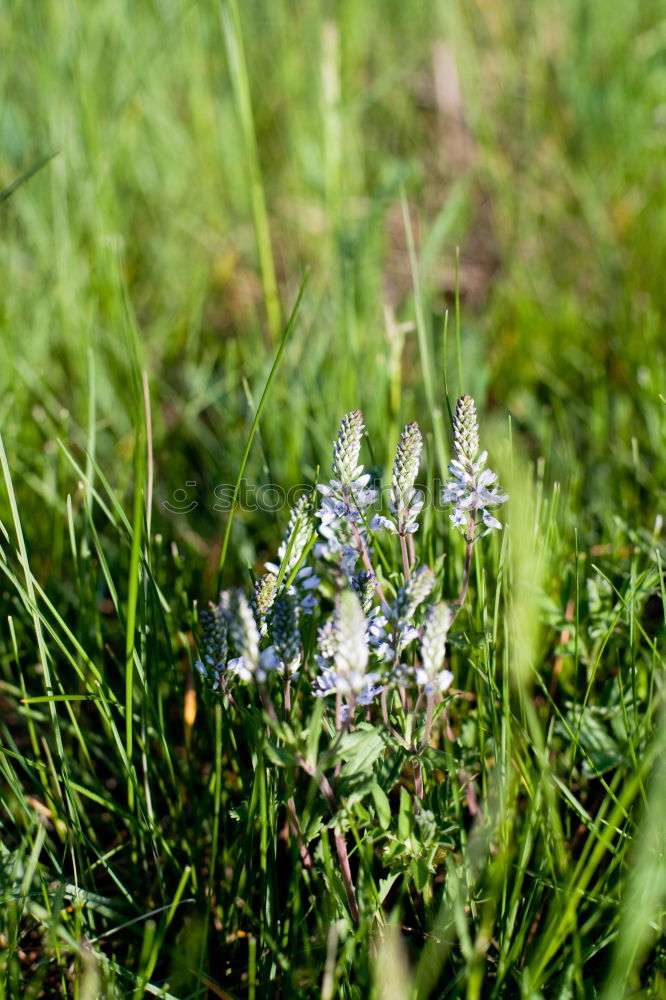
[0,0,665,996]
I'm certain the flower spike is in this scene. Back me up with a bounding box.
[442,395,508,536]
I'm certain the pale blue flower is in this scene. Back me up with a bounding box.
[413,601,454,696]
[314,590,383,707]
[315,413,378,577]
[442,396,508,536]
[413,665,454,696]
[371,422,424,537]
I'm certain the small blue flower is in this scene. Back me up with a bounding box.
[450,507,467,529]
[370,514,397,534]
[482,510,502,530]
[413,666,454,696]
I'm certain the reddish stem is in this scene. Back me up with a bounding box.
[407,532,416,570]
[381,687,406,745]
[297,751,360,924]
[333,829,360,923]
[350,522,388,607]
[399,533,411,581]
[286,796,313,868]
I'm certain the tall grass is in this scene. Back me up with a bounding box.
[1,0,664,997]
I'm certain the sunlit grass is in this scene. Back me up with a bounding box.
[1,0,665,997]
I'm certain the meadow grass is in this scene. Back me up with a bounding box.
[0,0,665,997]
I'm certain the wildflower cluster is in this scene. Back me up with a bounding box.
[195,397,507,924]
[196,397,507,728]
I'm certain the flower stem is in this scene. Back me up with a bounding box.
[220,674,242,715]
[296,750,360,924]
[399,533,411,581]
[333,828,360,924]
[284,662,291,714]
[258,683,279,723]
[351,522,388,606]
[381,687,407,746]
[286,796,313,868]
[415,694,434,754]
[412,694,434,807]
[413,759,424,805]
[451,510,476,623]
[258,686,314,869]
[408,532,416,571]
[261,667,359,921]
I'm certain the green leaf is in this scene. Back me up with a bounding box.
[302,810,324,843]
[302,696,326,768]
[370,782,391,830]
[378,872,401,905]
[559,707,626,776]
[334,777,374,823]
[338,724,387,779]
[0,149,59,205]
[398,786,413,842]
[414,809,437,846]
[228,804,248,824]
[421,746,456,772]
[263,742,299,768]
[410,856,430,892]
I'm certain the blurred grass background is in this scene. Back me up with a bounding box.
[1,0,665,996]
[3,0,664,568]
